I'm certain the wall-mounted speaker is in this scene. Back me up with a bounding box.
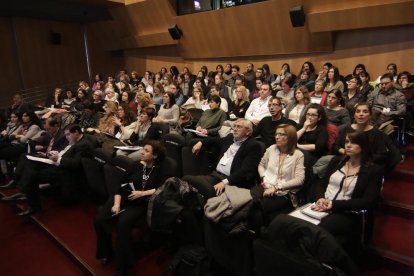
[289,6,306,27]
[168,24,182,40]
[50,31,61,45]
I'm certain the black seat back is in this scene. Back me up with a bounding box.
[104,155,137,197]
[181,146,214,176]
[82,148,112,203]
[163,133,186,177]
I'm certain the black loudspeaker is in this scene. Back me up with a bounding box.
[168,24,182,40]
[289,6,305,27]
[50,31,61,45]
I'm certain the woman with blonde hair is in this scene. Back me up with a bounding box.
[152,82,164,105]
[87,101,118,135]
[229,85,250,119]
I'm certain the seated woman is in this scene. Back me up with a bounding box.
[193,77,209,98]
[70,89,88,112]
[311,130,382,251]
[272,63,293,92]
[135,91,153,117]
[292,70,315,92]
[250,78,263,101]
[325,66,344,93]
[344,76,365,118]
[358,71,374,97]
[112,103,137,141]
[0,111,43,163]
[229,85,250,119]
[309,79,328,106]
[153,92,180,128]
[331,102,395,173]
[192,95,227,137]
[275,81,294,106]
[297,103,329,168]
[324,90,351,132]
[251,124,305,226]
[94,140,170,275]
[152,82,165,106]
[61,89,76,110]
[116,107,162,161]
[285,85,311,124]
[0,111,21,144]
[104,88,119,104]
[91,90,105,113]
[182,87,206,109]
[120,91,137,115]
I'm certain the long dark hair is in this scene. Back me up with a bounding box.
[345,129,371,165]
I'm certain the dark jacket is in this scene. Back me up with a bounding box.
[202,134,264,188]
[313,155,382,212]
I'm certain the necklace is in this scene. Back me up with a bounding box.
[342,162,359,196]
[277,153,287,180]
[142,165,154,190]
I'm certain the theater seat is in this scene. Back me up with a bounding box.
[82,148,113,203]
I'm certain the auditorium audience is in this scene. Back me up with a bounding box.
[1,60,411,274]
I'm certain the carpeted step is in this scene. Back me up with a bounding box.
[371,211,414,267]
[389,153,414,183]
[382,179,414,214]
[31,198,174,275]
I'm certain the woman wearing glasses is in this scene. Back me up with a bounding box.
[297,103,329,167]
[251,124,305,227]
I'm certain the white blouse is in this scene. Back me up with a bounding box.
[325,168,358,201]
[258,146,305,196]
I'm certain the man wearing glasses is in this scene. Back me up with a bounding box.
[253,97,297,147]
[183,118,263,199]
[367,73,406,127]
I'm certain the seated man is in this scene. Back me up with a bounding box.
[5,124,95,216]
[367,73,406,127]
[183,118,263,199]
[245,83,272,126]
[253,97,297,148]
[0,116,67,189]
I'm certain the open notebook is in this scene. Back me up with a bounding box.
[289,203,329,225]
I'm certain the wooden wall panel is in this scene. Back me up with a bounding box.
[87,25,125,79]
[175,0,333,59]
[13,17,88,88]
[125,45,190,75]
[0,17,21,108]
[308,0,414,32]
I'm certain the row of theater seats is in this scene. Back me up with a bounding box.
[78,134,360,275]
